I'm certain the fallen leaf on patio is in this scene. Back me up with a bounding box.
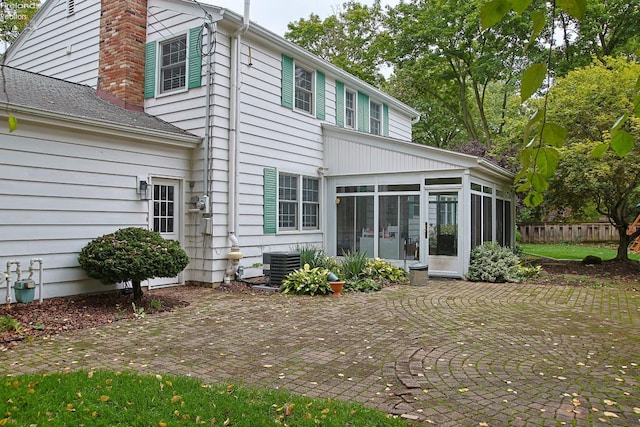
[557,376,567,380]
[572,399,581,407]
[603,411,619,418]
[614,378,624,382]
[479,423,489,426]
[458,388,469,393]
[603,399,616,406]
[263,365,273,368]
[633,407,640,414]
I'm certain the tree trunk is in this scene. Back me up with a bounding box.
[132,279,143,301]
[615,228,630,261]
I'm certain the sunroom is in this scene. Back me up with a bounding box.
[322,125,515,278]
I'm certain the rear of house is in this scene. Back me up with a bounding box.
[1,0,514,300]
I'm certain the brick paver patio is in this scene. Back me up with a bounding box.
[2,280,639,426]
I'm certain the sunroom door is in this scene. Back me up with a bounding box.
[147,178,182,289]
[426,191,462,276]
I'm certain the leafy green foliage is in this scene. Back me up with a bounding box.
[538,57,640,258]
[279,264,332,296]
[0,371,408,426]
[362,258,409,285]
[285,1,386,85]
[78,227,189,300]
[280,254,408,295]
[291,244,339,272]
[386,0,543,147]
[481,0,639,207]
[343,277,382,293]
[467,242,529,283]
[339,250,368,280]
[0,316,20,333]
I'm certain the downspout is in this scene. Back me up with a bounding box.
[226,0,250,279]
[203,21,214,208]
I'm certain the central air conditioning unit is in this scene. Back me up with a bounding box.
[263,252,301,286]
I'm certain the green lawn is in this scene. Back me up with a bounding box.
[520,243,640,261]
[0,371,409,426]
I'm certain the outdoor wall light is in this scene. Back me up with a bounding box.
[139,179,150,200]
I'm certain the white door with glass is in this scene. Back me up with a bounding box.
[426,191,461,275]
[147,178,182,289]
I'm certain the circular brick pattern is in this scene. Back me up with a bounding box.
[1,281,639,426]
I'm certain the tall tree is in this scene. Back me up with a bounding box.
[554,0,640,75]
[542,57,640,260]
[384,0,542,147]
[285,1,386,86]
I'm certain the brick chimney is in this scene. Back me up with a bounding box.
[98,0,148,112]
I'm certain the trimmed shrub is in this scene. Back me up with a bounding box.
[467,242,525,283]
[78,227,189,300]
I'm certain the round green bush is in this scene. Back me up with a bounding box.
[466,241,525,283]
[78,227,189,300]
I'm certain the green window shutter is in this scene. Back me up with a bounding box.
[281,54,293,109]
[357,91,369,132]
[188,27,202,89]
[316,71,326,120]
[383,104,389,137]
[263,168,277,234]
[144,41,156,99]
[335,81,344,127]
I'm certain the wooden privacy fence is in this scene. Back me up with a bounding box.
[518,223,619,244]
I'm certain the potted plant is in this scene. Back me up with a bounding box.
[327,272,344,297]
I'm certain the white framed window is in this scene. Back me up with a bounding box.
[345,89,356,128]
[160,35,187,93]
[370,100,382,135]
[277,173,320,231]
[279,173,298,229]
[302,177,320,229]
[294,64,314,114]
[145,28,202,99]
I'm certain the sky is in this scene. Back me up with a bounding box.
[199,0,400,36]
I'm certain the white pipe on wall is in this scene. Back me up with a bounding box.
[228,0,250,251]
[28,258,44,303]
[5,260,20,304]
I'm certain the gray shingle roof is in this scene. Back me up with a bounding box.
[0,66,198,139]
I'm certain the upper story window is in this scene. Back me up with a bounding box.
[295,65,314,114]
[345,89,356,128]
[144,27,202,99]
[370,101,382,135]
[160,35,187,93]
[281,55,326,120]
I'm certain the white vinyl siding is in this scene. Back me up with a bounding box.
[4,0,101,86]
[0,120,192,299]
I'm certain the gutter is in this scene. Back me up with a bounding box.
[0,103,201,147]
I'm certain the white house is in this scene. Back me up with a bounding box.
[1,0,514,299]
